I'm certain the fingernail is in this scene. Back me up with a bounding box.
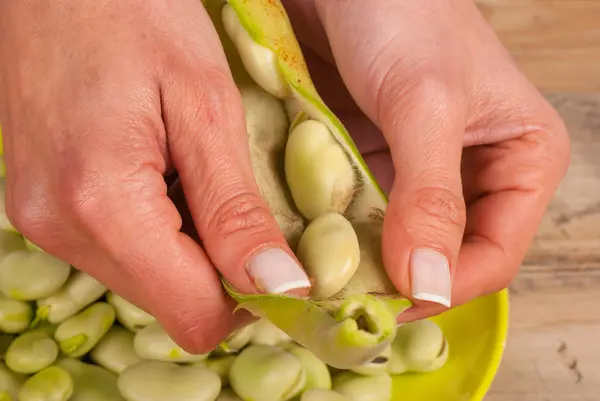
[247,248,311,294]
[410,248,452,307]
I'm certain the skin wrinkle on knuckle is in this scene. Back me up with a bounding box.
[208,192,273,240]
[411,186,466,234]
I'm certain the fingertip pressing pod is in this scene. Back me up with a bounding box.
[54,358,125,401]
[0,231,26,259]
[5,331,59,374]
[90,326,144,374]
[284,121,356,221]
[349,346,391,376]
[229,345,305,401]
[216,388,243,401]
[54,302,115,358]
[331,372,392,401]
[118,361,221,401]
[249,319,292,347]
[36,271,107,325]
[106,292,155,332]
[0,251,71,301]
[0,295,33,333]
[133,321,209,363]
[203,0,412,369]
[204,355,236,387]
[216,324,254,354]
[301,389,350,401]
[287,346,331,390]
[296,213,360,301]
[18,366,73,401]
[389,320,449,374]
[0,361,25,401]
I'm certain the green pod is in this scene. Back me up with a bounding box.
[202,0,412,369]
[301,389,350,401]
[0,295,33,334]
[216,388,243,401]
[54,302,116,358]
[35,271,107,325]
[0,251,71,301]
[204,355,236,387]
[249,319,292,347]
[287,346,331,391]
[90,326,144,374]
[0,231,26,259]
[229,345,305,401]
[389,320,449,374]
[133,321,209,363]
[216,324,254,354]
[0,361,25,401]
[349,346,391,376]
[54,358,125,401]
[5,331,59,374]
[18,366,74,401]
[331,372,392,401]
[117,361,221,401]
[106,292,155,332]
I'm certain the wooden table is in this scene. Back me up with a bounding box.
[475,1,600,399]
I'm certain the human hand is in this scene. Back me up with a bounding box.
[0,0,311,353]
[283,0,570,321]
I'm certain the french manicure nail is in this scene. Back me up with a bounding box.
[410,248,452,307]
[247,248,311,294]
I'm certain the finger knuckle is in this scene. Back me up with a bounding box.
[5,183,50,241]
[207,191,273,239]
[58,169,105,230]
[411,185,466,233]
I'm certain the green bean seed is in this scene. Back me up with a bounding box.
[118,361,221,401]
[5,331,59,374]
[230,345,306,401]
[349,346,391,376]
[216,388,243,401]
[18,366,73,401]
[36,271,107,324]
[0,251,71,301]
[284,120,356,221]
[90,326,144,374]
[54,358,125,401]
[0,231,26,259]
[296,212,360,300]
[249,319,292,347]
[54,302,115,358]
[133,321,209,363]
[301,389,350,401]
[389,320,449,374]
[106,292,155,332]
[217,324,254,354]
[204,355,236,387]
[0,295,32,333]
[287,346,331,390]
[0,361,24,401]
[331,372,392,401]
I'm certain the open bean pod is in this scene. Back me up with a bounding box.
[202,0,412,369]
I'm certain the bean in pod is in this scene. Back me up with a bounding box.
[349,346,391,376]
[229,344,305,401]
[331,372,392,401]
[118,361,221,401]
[36,271,107,325]
[18,366,74,401]
[5,331,59,374]
[0,294,33,334]
[389,320,449,374]
[133,321,209,363]
[106,292,155,332]
[284,120,356,221]
[286,346,331,391]
[301,389,350,401]
[54,358,125,401]
[90,326,144,374]
[249,319,292,347]
[0,361,24,401]
[0,251,71,301]
[54,302,116,358]
[296,212,361,300]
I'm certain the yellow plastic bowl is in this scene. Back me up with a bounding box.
[392,289,509,401]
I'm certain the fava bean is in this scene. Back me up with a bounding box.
[118,361,221,401]
[54,358,125,401]
[0,295,32,333]
[389,320,449,374]
[18,366,73,401]
[296,213,360,300]
[287,346,331,390]
[5,331,58,374]
[36,271,106,324]
[0,251,71,301]
[349,346,391,376]
[301,389,350,401]
[90,327,144,374]
[106,292,155,332]
[331,372,392,401]
[229,345,305,401]
[249,319,292,347]
[133,321,209,363]
[217,324,254,354]
[0,361,24,401]
[54,302,115,358]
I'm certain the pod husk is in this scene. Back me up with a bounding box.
[203,0,412,369]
